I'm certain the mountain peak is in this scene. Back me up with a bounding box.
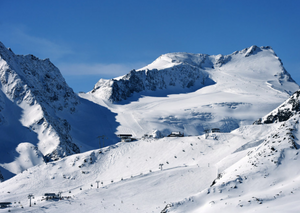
[0,41,80,177]
[90,45,298,103]
[235,45,274,57]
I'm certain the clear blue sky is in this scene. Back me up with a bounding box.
[1,0,299,93]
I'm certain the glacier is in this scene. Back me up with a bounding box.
[86,45,299,138]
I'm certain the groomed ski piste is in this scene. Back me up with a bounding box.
[2,117,299,212]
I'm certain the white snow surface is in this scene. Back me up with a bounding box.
[1,114,300,212]
[86,45,299,139]
[1,44,300,212]
[0,42,118,180]
[0,41,81,179]
[166,114,300,213]
[2,43,298,179]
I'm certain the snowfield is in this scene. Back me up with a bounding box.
[87,45,299,139]
[1,115,299,212]
[1,42,300,212]
[166,115,300,213]
[0,121,287,212]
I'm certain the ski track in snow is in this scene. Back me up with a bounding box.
[0,123,290,213]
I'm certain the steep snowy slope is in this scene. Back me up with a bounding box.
[254,89,300,124]
[0,40,79,173]
[86,45,299,138]
[0,41,123,181]
[0,41,81,179]
[0,42,112,181]
[166,110,300,213]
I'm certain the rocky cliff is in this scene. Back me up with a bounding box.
[0,41,80,165]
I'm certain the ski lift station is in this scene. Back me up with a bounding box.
[211,128,220,133]
[117,134,133,142]
[0,202,12,208]
[167,132,184,137]
[44,193,60,200]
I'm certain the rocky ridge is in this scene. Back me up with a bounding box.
[254,90,300,125]
[0,41,80,163]
[91,64,214,102]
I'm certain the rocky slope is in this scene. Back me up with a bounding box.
[254,89,300,124]
[0,41,80,179]
[91,62,214,102]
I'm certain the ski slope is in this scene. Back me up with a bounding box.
[167,114,300,213]
[1,44,300,212]
[0,122,283,212]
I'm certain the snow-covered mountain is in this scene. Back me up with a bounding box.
[0,41,80,178]
[91,45,296,102]
[1,43,299,183]
[90,53,214,102]
[1,43,300,212]
[1,90,300,212]
[0,42,118,180]
[85,45,299,138]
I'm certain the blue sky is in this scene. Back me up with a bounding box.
[0,0,299,93]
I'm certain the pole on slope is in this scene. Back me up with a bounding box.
[28,194,34,207]
[159,164,164,171]
[96,180,100,188]
[97,135,107,149]
[204,129,210,139]
[58,191,63,199]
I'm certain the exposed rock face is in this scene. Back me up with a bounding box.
[90,51,219,102]
[0,41,80,162]
[254,90,300,124]
[91,64,214,102]
[0,170,4,182]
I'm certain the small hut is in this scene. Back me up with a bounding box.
[44,193,59,200]
[211,128,220,133]
[117,134,133,142]
[167,132,184,137]
[0,202,12,208]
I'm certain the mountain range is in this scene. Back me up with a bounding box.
[0,41,300,212]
